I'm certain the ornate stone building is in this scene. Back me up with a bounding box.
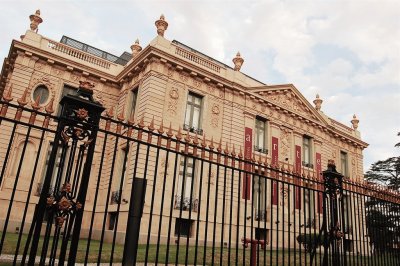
[0,11,368,250]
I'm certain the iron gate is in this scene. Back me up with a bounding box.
[0,84,399,265]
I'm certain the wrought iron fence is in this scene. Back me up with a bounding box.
[0,84,399,265]
[174,195,199,212]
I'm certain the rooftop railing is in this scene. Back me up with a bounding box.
[174,45,221,73]
[46,39,112,70]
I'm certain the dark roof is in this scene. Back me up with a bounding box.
[60,36,131,66]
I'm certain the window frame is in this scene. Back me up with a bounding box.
[253,174,267,221]
[302,136,313,168]
[127,88,138,120]
[113,145,128,191]
[183,92,203,134]
[254,116,267,154]
[176,155,197,199]
[32,85,50,106]
[38,142,71,196]
[340,151,348,177]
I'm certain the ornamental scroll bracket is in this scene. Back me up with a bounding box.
[27,81,105,265]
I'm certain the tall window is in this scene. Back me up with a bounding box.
[111,146,127,204]
[253,175,266,221]
[255,117,267,154]
[184,92,203,134]
[343,195,351,233]
[340,151,348,177]
[175,156,198,211]
[127,89,138,119]
[305,189,315,226]
[38,142,70,195]
[302,136,313,168]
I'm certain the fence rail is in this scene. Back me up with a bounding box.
[0,85,399,265]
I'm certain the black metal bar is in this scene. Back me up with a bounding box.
[185,152,197,265]
[202,158,213,266]
[13,130,46,265]
[211,157,221,266]
[28,129,62,265]
[164,147,180,265]
[235,161,242,266]
[219,155,228,266]
[83,131,108,265]
[227,160,235,266]
[122,177,147,265]
[174,152,188,265]
[110,138,131,264]
[155,148,171,264]
[144,140,161,264]
[2,94,400,266]
[96,134,120,264]
[0,124,31,255]
[121,135,142,265]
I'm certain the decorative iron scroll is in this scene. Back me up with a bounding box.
[26,82,104,265]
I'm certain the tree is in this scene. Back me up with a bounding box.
[364,132,400,255]
[365,132,400,190]
[365,199,400,254]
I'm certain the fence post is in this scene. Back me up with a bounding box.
[27,81,104,265]
[122,177,147,265]
[322,159,344,265]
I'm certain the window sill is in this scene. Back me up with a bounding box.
[183,124,203,135]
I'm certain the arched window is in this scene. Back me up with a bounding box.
[32,85,50,105]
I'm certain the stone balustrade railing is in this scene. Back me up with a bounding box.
[174,46,221,73]
[46,39,112,70]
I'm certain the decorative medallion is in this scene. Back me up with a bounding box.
[75,108,89,120]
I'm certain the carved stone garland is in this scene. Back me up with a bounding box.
[167,87,179,115]
[210,104,220,128]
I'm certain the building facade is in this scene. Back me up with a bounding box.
[0,11,369,251]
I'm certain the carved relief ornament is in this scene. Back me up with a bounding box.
[29,74,55,95]
[280,127,292,159]
[210,104,220,128]
[167,87,179,115]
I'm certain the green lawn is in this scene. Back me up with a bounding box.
[0,232,398,265]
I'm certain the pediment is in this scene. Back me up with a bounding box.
[248,84,328,125]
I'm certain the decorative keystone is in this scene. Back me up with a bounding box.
[351,114,359,130]
[313,94,323,111]
[155,14,168,37]
[29,9,43,32]
[130,39,142,57]
[232,52,244,71]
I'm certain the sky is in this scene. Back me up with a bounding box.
[1,0,399,171]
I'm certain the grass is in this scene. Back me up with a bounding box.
[1,232,399,265]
